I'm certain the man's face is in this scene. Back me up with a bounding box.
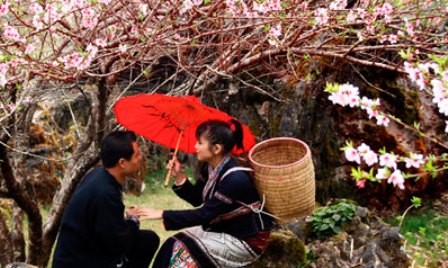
[122,142,142,177]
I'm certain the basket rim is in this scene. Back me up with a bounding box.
[248,137,311,169]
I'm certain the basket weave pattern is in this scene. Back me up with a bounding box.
[248,137,315,224]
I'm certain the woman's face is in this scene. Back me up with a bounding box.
[195,134,215,163]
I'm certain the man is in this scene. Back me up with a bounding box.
[52,131,160,268]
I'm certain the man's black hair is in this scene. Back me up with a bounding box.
[100,131,137,168]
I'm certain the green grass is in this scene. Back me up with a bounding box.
[124,185,192,241]
[124,168,193,242]
[390,208,448,267]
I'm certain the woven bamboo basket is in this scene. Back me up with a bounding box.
[248,137,315,224]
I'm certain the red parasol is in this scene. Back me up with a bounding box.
[113,94,256,185]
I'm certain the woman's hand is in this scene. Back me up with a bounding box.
[166,156,187,185]
[136,207,163,220]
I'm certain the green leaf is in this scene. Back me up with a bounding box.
[332,214,341,221]
[411,196,422,208]
[399,48,412,60]
[319,224,329,231]
[340,140,354,151]
[429,54,448,68]
[324,82,340,93]
[413,122,420,130]
[351,167,364,180]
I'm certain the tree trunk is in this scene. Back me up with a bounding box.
[9,103,44,266]
[0,210,13,266]
[11,208,26,262]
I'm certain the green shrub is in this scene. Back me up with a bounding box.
[308,201,357,239]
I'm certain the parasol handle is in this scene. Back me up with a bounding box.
[164,131,183,187]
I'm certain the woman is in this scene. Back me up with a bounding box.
[137,119,273,267]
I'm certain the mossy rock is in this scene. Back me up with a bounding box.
[250,229,306,268]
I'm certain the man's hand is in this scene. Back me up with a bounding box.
[125,205,139,217]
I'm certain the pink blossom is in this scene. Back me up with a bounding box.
[379,35,388,44]
[253,2,268,14]
[379,153,397,169]
[98,0,112,4]
[404,153,425,169]
[315,8,329,25]
[0,63,8,87]
[419,62,439,74]
[33,16,44,30]
[0,75,6,87]
[268,0,281,10]
[376,168,389,180]
[86,44,98,58]
[3,26,25,43]
[44,3,62,24]
[404,62,422,84]
[357,8,367,19]
[388,34,398,44]
[363,150,378,166]
[329,0,347,10]
[119,44,128,53]
[0,63,7,75]
[31,2,44,14]
[328,85,360,107]
[437,99,448,116]
[82,17,98,29]
[225,0,238,16]
[405,21,415,37]
[387,169,405,189]
[268,37,279,47]
[360,97,381,119]
[416,76,426,91]
[356,179,366,189]
[0,2,9,16]
[130,26,138,35]
[8,58,25,67]
[346,10,356,23]
[366,25,375,34]
[94,39,107,47]
[63,53,84,70]
[139,3,148,16]
[357,143,370,154]
[180,0,194,14]
[356,143,378,166]
[431,79,446,104]
[81,8,95,17]
[375,115,390,127]
[442,71,448,81]
[345,148,361,164]
[373,7,383,18]
[25,44,36,54]
[269,24,282,38]
[382,3,393,15]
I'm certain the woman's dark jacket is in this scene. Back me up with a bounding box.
[162,158,273,239]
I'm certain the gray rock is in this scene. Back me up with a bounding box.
[5,263,38,268]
